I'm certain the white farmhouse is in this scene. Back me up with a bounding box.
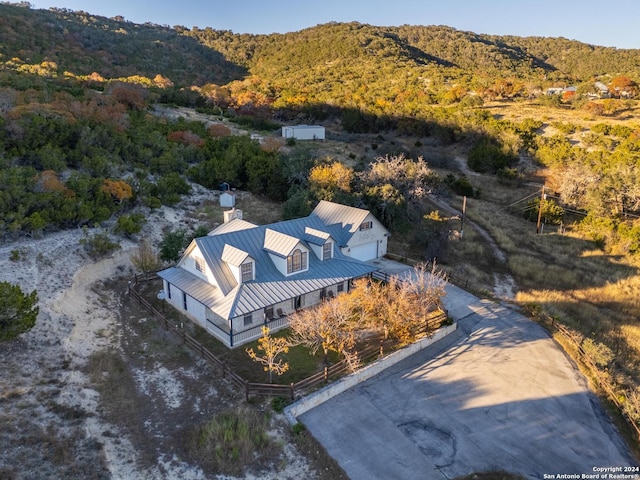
[157,201,388,348]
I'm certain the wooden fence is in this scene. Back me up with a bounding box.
[548,317,640,441]
[128,283,245,390]
[128,273,447,402]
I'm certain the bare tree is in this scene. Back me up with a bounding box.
[130,239,161,273]
[289,298,358,369]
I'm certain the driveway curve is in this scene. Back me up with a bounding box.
[298,282,637,479]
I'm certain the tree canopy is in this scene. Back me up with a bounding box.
[0,282,38,341]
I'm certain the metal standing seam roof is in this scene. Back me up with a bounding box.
[304,226,332,245]
[157,267,220,308]
[311,200,372,235]
[221,244,250,266]
[208,218,257,236]
[263,228,301,257]
[160,213,377,320]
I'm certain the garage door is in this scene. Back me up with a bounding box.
[350,242,378,261]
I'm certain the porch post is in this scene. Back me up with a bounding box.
[229,318,234,347]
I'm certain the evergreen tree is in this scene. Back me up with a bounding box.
[0,282,38,341]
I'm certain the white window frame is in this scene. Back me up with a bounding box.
[241,262,253,282]
[322,242,332,260]
[194,256,205,273]
[287,249,307,274]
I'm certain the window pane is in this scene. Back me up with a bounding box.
[241,262,253,282]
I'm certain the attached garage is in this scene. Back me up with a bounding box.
[349,242,378,261]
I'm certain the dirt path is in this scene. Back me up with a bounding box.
[428,188,517,300]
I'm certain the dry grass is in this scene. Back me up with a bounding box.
[484,99,640,128]
[189,407,277,477]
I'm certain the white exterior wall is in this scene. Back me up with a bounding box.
[179,244,219,287]
[268,253,288,275]
[220,192,236,207]
[231,309,261,332]
[308,243,322,260]
[163,280,207,327]
[282,125,325,140]
[345,214,388,259]
[267,244,310,277]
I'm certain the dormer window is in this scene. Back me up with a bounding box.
[287,249,308,274]
[359,221,372,231]
[195,256,205,273]
[322,242,333,260]
[241,262,254,282]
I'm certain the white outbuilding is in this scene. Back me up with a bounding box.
[282,125,325,141]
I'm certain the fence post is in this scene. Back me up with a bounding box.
[290,383,295,401]
[324,366,328,383]
[245,382,250,402]
[379,339,384,358]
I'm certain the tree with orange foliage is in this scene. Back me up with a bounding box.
[153,74,174,89]
[101,179,133,203]
[167,130,204,147]
[609,75,638,98]
[38,170,66,193]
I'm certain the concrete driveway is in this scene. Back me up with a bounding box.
[298,264,637,479]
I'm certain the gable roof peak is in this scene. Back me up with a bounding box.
[263,228,301,257]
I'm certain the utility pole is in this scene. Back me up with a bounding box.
[460,196,467,239]
[536,185,545,234]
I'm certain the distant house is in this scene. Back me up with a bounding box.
[157,201,387,347]
[282,125,325,140]
[545,87,564,96]
[594,82,610,98]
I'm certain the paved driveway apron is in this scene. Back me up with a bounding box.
[299,280,637,479]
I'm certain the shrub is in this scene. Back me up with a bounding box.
[80,231,121,259]
[581,338,614,368]
[190,408,273,476]
[0,282,38,341]
[467,138,517,174]
[115,213,146,237]
[445,174,476,197]
[292,423,306,435]
[271,396,288,413]
[159,229,187,262]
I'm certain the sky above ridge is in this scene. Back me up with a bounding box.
[29,0,640,49]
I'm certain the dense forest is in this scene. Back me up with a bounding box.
[2,2,640,433]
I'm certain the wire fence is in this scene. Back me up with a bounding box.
[546,316,640,442]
